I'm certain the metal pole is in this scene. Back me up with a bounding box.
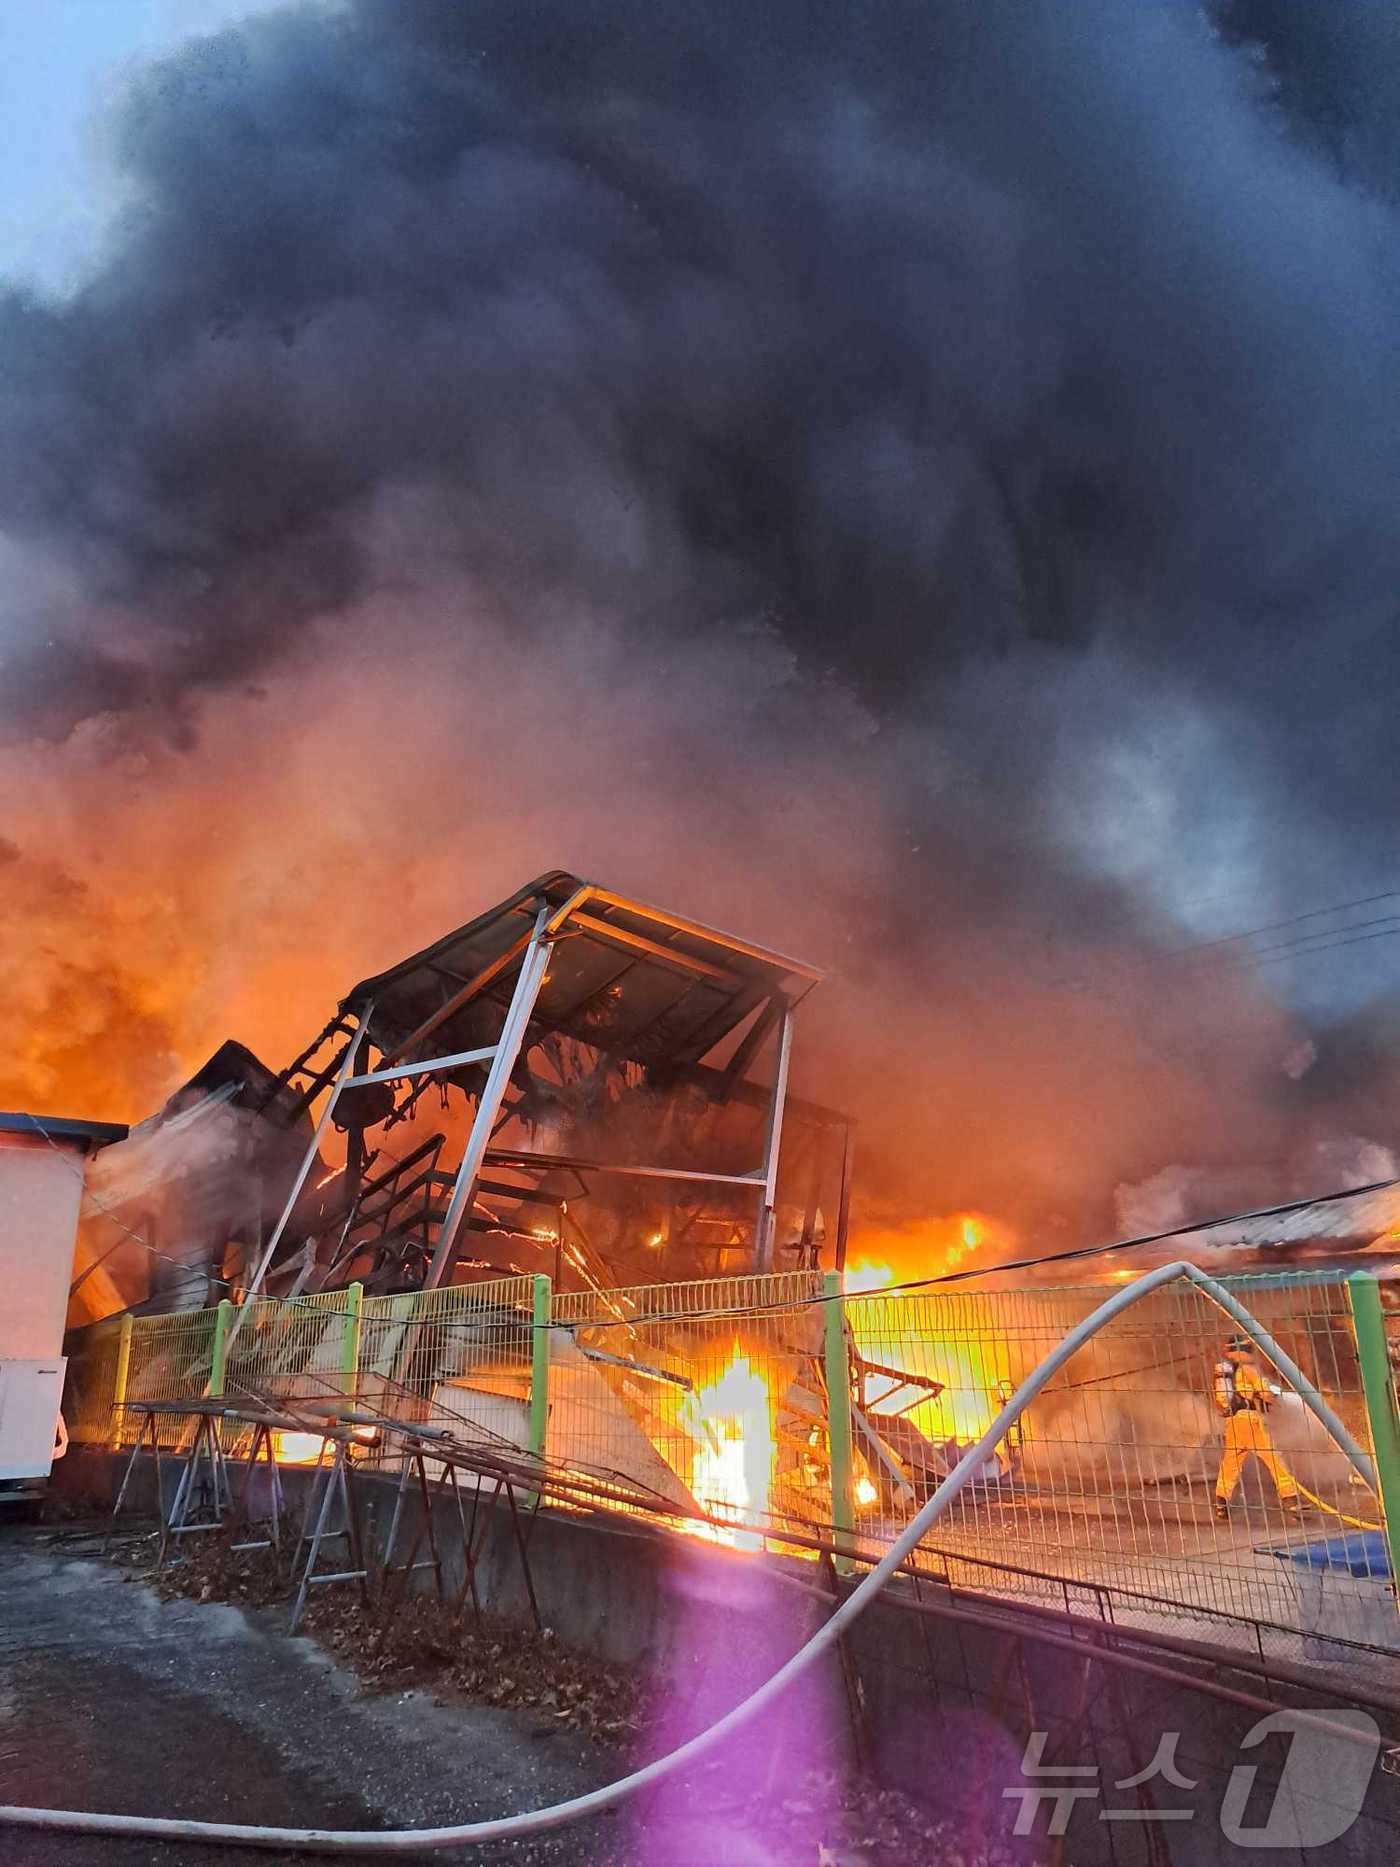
[423,914,553,1290]
[528,1274,552,1504]
[342,1282,364,1399]
[834,1124,855,1273]
[208,1299,233,1398]
[754,1003,793,1272]
[823,1270,856,1573]
[225,1008,371,1352]
[109,1313,133,1451]
[1347,1272,1400,1596]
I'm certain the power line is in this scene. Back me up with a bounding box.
[524,1173,1400,1331]
[1165,887,1400,962]
[1050,883,1400,994]
[1208,922,1400,978]
[40,1108,1399,1336]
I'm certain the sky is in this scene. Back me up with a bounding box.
[0,1,288,295]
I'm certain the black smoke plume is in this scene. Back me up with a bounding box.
[5,0,1400,1248]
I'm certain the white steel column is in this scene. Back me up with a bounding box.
[753,1002,793,1272]
[423,912,553,1290]
[223,1008,371,1352]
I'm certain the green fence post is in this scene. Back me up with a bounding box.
[208,1298,233,1398]
[823,1269,856,1572]
[342,1283,364,1400]
[528,1275,552,1498]
[109,1313,133,1450]
[1347,1272,1400,1597]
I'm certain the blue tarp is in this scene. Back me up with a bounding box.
[1264,1530,1391,1579]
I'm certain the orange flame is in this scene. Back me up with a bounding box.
[682,1343,775,1550]
[844,1214,1013,1443]
[272,1430,327,1464]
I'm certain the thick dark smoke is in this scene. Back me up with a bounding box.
[4,0,1400,1245]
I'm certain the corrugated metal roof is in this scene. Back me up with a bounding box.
[1179,1180,1400,1255]
[344,871,823,1074]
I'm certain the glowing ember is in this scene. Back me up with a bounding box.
[273,1430,327,1464]
[683,1345,774,1550]
[854,1474,879,1509]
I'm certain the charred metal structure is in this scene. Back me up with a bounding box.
[234,873,849,1304]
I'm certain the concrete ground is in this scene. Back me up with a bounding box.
[0,1516,1013,1867]
[0,1528,631,1866]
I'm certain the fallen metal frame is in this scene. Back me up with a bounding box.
[378,1443,448,1608]
[288,1433,373,1633]
[250,875,840,1297]
[106,1404,168,1548]
[158,1406,233,1567]
[285,1395,546,1640]
[225,1417,289,1558]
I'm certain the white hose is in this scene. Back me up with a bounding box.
[0,1259,1376,1854]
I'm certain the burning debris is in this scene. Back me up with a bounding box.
[47,866,1400,1611]
[71,872,852,1323]
[683,1346,777,1549]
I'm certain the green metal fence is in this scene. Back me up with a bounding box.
[115,1307,221,1448]
[220,1288,357,1409]
[63,1263,1400,1648]
[839,1271,1390,1638]
[357,1275,536,1458]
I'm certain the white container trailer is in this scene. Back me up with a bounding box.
[0,1113,126,1499]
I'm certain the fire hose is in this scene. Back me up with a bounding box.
[0,1259,1383,1855]
[1285,1479,1382,1531]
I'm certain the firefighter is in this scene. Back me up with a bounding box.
[1213,1336,1300,1521]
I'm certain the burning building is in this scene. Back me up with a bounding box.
[71,872,853,1321]
[50,868,1399,1564]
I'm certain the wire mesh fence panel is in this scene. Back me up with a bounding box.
[548,1272,826,1544]
[62,1320,124,1444]
[357,1276,536,1464]
[843,1271,1393,1649]
[119,1309,220,1446]
[56,1263,1398,1656]
[222,1290,354,1410]
[1381,1277,1400,1369]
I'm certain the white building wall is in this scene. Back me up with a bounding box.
[0,1132,86,1361]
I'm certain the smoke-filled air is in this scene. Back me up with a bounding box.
[6,0,1400,1260]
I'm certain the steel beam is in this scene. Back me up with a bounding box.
[376,930,534,1068]
[342,1046,497,1089]
[834,1124,855,1272]
[223,1009,370,1351]
[565,911,731,981]
[754,1003,793,1271]
[484,1148,764,1186]
[423,913,553,1289]
[583,886,823,980]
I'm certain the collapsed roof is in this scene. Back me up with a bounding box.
[228,872,846,1300]
[64,875,848,1318]
[343,870,823,1077]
